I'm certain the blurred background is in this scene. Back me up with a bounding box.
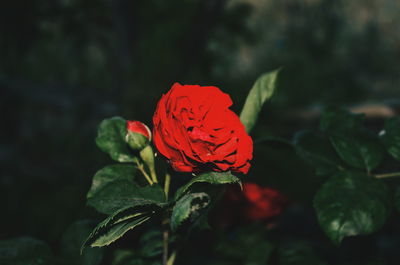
[1,0,400,263]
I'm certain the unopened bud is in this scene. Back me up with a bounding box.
[126,121,151,150]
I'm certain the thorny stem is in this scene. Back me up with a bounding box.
[375,171,400,179]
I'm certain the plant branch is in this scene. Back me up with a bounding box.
[134,158,153,185]
[374,172,400,179]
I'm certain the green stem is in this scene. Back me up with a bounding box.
[150,167,158,184]
[134,158,153,185]
[162,218,170,265]
[162,172,173,265]
[375,172,400,179]
[164,173,171,200]
[140,145,158,184]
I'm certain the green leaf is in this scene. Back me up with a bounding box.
[171,192,210,231]
[174,171,241,200]
[87,164,137,199]
[139,230,164,258]
[330,134,385,172]
[293,130,343,175]
[320,107,364,134]
[244,241,274,265]
[82,205,161,251]
[60,220,103,265]
[240,69,280,133]
[314,171,390,245]
[381,117,400,161]
[88,181,166,214]
[279,240,327,265]
[112,250,144,265]
[96,117,135,162]
[320,107,385,172]
[0,237,52,265]
[215,226,274,265]
[87,165,165,214]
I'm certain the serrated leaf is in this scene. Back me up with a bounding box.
[171,192,210,231]
[174,171,241,200]
[87,165,165,214]
[82,205,161,251]
[314,171,390,245]
[96,117,135,162]
[60,220,103,265]
[240,69,280,133]
[279,240,327,265]
[293,130,343,175]
[0,237,53,265]
[381,117,400,161]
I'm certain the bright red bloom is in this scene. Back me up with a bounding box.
[152,83,253,174]
[127,121,152,140]
[242,183,288,221]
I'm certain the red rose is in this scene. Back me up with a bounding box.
[153,83,253,174]
[242,183,288,221]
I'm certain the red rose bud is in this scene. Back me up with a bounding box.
[153,83,253,174]
[242,183,288,221]
[126,121,152,150]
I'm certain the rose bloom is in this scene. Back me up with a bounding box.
[213,183,288,227]
[242,183,288,221]
[153,83,253,174]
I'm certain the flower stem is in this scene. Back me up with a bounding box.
[375,172,400,179]
[162,218,169,265]
[162,172,173,265]
[164,173,171,200]
[133,158,153,185]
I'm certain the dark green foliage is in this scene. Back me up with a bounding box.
[293,108,400,245]
[60,220,103,265]
[96,117,135,163]
[0,237,53,265]
[87,165,165,214]
[293,130,343,176]
[278,240,327,265]
[314,171,390,245]
[171,192,210,231]
[214,226,274,265]
[82,205,162,250]
[240,69,280,133]
[321,108,385,172]
[381,117,400,161]
[174,171,241,200]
